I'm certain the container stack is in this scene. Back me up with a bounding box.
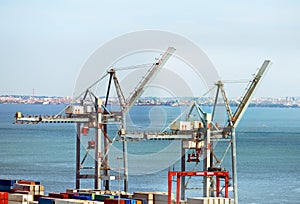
[133,192,175,204]
[0,179,16,192]
[0,179,44,204]
[39,189,144,204]
[12,180,44,197]
[1,178,235,204]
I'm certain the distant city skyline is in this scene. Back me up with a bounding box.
[1,94,300,108]
[0,1,299,97]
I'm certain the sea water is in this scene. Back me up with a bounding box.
[0,104,300,204]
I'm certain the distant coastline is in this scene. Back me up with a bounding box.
[0,95,299,108]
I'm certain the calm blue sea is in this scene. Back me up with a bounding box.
[0,104,300,204]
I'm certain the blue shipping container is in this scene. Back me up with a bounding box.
[0,179,16,187]
[71,195,92,200]
[122,198,136,204]
[0,185,11,192]
[39,197,55,204]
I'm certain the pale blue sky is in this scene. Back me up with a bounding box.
[0,0,299,97]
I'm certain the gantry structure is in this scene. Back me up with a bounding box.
[14,46,271,204]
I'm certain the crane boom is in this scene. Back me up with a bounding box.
[231,60,271,128]
[123,47,176,113]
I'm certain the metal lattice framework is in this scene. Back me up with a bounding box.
[14,49,271,204]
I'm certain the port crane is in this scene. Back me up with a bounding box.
[166,60,271,204]
[14,45,270,204]
[14,47,176,192]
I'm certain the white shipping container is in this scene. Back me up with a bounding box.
[92,202,104,204]
[8,201,28,204]
[154,193,174,202]
[187,197,208,204]
[8,193,33,203]
[154,201,174,204]
[55,199,94,204]
[188,198,232,204]
[133,192,154,200]
[13,184,44,196]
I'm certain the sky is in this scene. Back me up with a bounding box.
[0,0,299,97]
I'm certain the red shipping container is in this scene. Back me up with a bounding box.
[105,198,125,204]
[0,192,8,200]
[18,180,36,185]
[0,200,8,204]
[65,192,79,199]
[49,193,65,199]
[59,193,69,199]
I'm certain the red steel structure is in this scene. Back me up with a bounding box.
[168,171,229,204]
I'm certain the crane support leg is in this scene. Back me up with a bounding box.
[231,128,238,204]
[76,123,81,189]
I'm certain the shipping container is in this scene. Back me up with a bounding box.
[0,192,8,200]
[104,198,127,204]
[8,193,33,203]
[0,180,16,187]
[38,197,54,204]
[94,195,115,202]
[0,186,11,192]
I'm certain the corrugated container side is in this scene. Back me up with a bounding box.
[12,184,44,196]
[120,199,136,204]
[65,193,79,199]
[8,201,28,204]
[133,192,153,204]
[66,189,78,194]
[0,186,11,193]
[0,192,8,204]
[153,193,174,203]
[59,194,69,199]
[0,192,8,200]
[187,197,207,204]
[0,180,16,187]
[53,199,70,204]
[48,193,66,199]
[135,200,144,204]
[8,193,33,203]
[53,199,81,204]
[70,195,92,201]
[0,200,8,204]
[79,193,95,201]
[104,199,125,204]
[38,197,54,204]
[93,201,104,204]
[94,195,115,202]
[33,195,44,202]
[17,181,37,186]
